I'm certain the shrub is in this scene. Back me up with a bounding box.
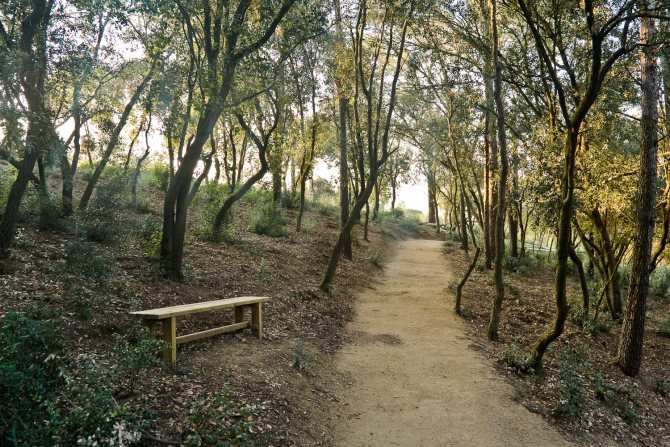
[280,189,300,209]
[146,163,170,191]
[183,390,260,447]
[649,266,670,298]
[192,182,236,241]
[248,201,288,238]
[75,174,129,243]
[60,241,117,320]
[657,315,670,338]
[0,309,156,446]
[365,248,383,268]
[555,345,588,417]
[113,328,169,394]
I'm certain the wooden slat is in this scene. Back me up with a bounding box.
[130,296,270,320]
[175,322,250,344]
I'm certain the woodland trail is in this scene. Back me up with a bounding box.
[332,239,573,447]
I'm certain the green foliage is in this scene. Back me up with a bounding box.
[555,345,588,417]
[113,327,169,394]
[590,373,641,423]
[365,248,383,268]
[502,343,530,374]
[377,208,421,234]
[248,201,288,238]
[145,162,170,191]
[0,308,156,446]
[350,227,360,245]
[570,307,612,336]
[13,227,34,248]
[60,241,117,320]
[256,259,275,282]
[280,190,300,209]
[657,315,670,338]
[183,390,260,447]
[649,266,670,299]
[193,182,236,241]
[76,174,129,243]
[651,378,668,397]
[293,343,314,370]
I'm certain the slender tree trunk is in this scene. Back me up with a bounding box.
[62,113,82,216]
[569,245,590,313]
[616,6,658,377]
[460,190,468,253]
[456,247,481,314]
[487,0,509,342]
[591,209,623,319]
[509,207,518,258]
[79,65,155,209]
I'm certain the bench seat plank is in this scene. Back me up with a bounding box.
[130,296,270,320]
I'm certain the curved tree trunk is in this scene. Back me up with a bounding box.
[79,64,155,209]
[486,0,509,342]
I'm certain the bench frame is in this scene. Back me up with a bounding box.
[130,297,270,362]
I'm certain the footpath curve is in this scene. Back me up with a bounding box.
[332,239,573,446]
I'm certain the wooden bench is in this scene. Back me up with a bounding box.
[130,296,270,363]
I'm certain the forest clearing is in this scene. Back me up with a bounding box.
[2,0,670,445]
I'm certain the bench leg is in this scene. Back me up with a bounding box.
[251,303,262,340]
[142,319,156,339]
[234,306,245,333]
[162,317,177,363]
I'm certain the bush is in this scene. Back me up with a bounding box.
[280,189,300,209]
[248,201,288,238]
[192,182,236,241]
[145,163,170,191]
[113,328,169,394]
[60,241,117,320]
[365,248,383,268]
[76,174,129,243]
[555,345,589,417]
[649,266,670,299]
[0,308,156,446]
[183,390,260,447]
[657,315,670,338]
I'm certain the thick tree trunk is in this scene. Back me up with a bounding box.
[0,0,54,260]
[486,0,508,342]
[616,8,658,377]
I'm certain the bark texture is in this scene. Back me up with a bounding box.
[616,8,658,377]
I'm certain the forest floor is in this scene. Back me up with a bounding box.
[446,242,670,447]
[0,171,439,446]
[325,239,573,446]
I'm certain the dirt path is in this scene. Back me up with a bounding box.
[332,239,573,447]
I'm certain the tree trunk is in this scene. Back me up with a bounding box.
[339,96,352,258]
[79,65,155,210]
[460,190,468,253]
[569,245,590,313]
[509,207,518,258]
[616,6,658,377]
[456,247,481,314]
[527,130,578,374]
[486,0,508,342]
[61,113,82,217]
[591,208,623,319]
[0,0,54,260]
